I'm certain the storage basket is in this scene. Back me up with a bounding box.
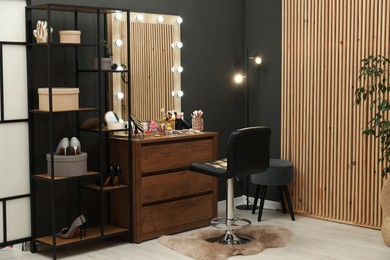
[46,152,87,177]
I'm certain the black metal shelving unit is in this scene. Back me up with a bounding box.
[26,4,131,259]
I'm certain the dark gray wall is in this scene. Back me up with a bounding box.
[30,0,282,202]
[246,0,282,158]
[246,0,282,201]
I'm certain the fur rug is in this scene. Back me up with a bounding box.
[159,225,293,260]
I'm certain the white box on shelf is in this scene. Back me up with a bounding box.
[59,30,81,44]
[38,87,79,111]
[107,122,125,130]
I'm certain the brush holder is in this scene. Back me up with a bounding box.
[192,118,204,131]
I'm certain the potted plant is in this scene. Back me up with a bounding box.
[355,54,390,246]
[93,40,112,70]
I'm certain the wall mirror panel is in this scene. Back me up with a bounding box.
[108,12,182,122]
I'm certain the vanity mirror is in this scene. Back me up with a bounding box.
[108,11,182,122]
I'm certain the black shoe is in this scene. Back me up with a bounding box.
[104,166,115,186]
[113,165,121,186]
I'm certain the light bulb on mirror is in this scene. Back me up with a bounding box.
[234,73,245,84]
[114,39,123,46]
[114,12,123,20]
[135,14,144,22]
[171,66,183,73]
[171,42,183,48]
[172,90,184,97]
[115,92,124,100]
[176,17,183,24]
[156,15,164,23]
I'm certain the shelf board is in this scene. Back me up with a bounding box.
[78,69,129,73]
[80,127,130,133]
[32,171,99,181]
[27,4,127,14]
[27,43,97,47]
[30,107,98,113]
[35,224,129,247]
[83,184,128,191]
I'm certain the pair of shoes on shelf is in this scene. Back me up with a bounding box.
[104,165,121,187]
[56,215,87,239]
[56,137,81,156]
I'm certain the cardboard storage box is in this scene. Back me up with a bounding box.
[59,30,81,44]
[46,152,87,177]
[38,88,79,111]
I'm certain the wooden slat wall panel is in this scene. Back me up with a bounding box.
[282,0,390,228]
[130,23,174,121]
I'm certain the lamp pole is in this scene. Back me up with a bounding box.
[236,47,257,211]
[235,0,262,211]
[246,47,250,127]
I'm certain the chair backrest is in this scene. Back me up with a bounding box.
[226,126,271,178]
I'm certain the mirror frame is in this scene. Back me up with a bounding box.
[108,12,182,122]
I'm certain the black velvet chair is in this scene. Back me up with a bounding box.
[251,158,295,222]
[189,126,271,245]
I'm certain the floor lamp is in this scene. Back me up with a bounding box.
[234,47,262,210]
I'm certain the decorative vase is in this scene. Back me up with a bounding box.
[381,177,390,246]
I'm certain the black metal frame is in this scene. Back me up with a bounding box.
[26,4,132,259]
[0,194,31,248]
[0,40,28,125]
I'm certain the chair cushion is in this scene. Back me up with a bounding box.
[189,159,230,179]
[269,158,293,169]
[251,159,293,185]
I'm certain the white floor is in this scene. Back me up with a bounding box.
[1,199,390,260]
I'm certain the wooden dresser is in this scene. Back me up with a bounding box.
[109,132,218,243]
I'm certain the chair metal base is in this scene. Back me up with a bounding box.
[206,230,254,245]
[209,217,251,230]
[204,178,255,245]
[236,204,259,210]
[206,217,253,245]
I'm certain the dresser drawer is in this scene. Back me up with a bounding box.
[139,138,213,173]
[141,194,213,234]
[142,170,214,204]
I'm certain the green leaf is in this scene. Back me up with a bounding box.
[356,55,390,178]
